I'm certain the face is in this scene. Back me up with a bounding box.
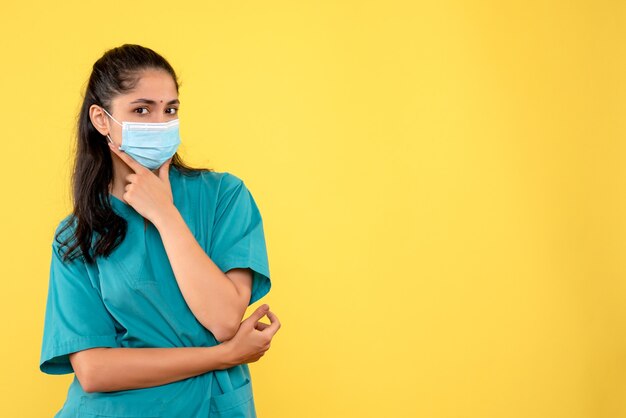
[90,68,180,149]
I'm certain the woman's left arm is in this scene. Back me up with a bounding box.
[154,206,252,342]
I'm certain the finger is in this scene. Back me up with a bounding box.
[261,310,281,337]
[244,304,270,325]
[255,321,271,331]
[108,142,146,174]
[159,157,172,183]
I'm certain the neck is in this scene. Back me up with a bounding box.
[108,158,159,202]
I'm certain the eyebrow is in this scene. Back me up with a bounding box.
[129,98,180,105]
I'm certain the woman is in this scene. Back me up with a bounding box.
[39,44,281,418]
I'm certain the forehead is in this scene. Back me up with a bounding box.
[116,69,178,103]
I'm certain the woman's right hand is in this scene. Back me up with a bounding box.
[221,304,281,367]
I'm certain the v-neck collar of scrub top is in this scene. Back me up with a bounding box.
[108,193,133,215]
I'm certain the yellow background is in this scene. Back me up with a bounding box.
[1,1,624,417]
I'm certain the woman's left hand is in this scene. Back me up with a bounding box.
[108,142,176,225]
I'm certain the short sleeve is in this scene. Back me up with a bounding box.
[39,219,120,375]
[209,173,271,306]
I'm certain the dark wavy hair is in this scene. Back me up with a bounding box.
[56,44,212,264]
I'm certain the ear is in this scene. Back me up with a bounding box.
[89,105,110,137]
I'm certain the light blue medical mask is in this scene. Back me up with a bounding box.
[102,107,181,170]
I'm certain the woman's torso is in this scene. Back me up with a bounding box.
[55,167,258,418]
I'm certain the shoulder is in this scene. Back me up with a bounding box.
[50,214,84,264]
[193,170,247,199]
[171,166,244,193]
[202,172,260,220]
[171,167,256,217]
[201,170,244,190]
[53,214,77,247]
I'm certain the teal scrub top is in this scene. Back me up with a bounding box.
[39,167,272,418]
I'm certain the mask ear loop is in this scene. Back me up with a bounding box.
[101,106,122,125]
[101,106,121,147]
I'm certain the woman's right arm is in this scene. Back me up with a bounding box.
[70,345,230,393]
[70,304,281,393]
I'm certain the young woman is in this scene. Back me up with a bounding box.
[39,44,281,418]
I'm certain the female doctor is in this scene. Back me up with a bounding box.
[39,44,281,417]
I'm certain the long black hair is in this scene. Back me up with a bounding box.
[56,44,212,264]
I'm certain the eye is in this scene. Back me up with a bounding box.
[166,107,178,115]
[134,107,149,115]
